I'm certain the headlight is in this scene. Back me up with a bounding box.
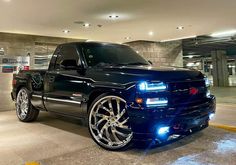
[138,81,167,91]
[146,98,168,107]
[204,77,210,87]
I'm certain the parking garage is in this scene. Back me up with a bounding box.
[0,0,236,165]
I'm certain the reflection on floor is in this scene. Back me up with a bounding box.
[0,111,235,165]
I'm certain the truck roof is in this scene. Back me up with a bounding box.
[58,41,126,47]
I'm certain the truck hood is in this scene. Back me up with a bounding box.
[87,65,204,84]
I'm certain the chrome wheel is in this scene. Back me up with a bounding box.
[16,88,29,120]
[89,95,133,150]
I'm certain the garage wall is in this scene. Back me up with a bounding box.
[126,40,183,67]
[0,33,85,111]
[0,32,85,69]
[0,73,15,111]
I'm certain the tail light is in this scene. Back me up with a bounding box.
[12,79,17,86]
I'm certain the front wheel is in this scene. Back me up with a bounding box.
[16,87,39,122]
[88,94,133,151]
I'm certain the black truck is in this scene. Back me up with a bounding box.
[11,42,216,150]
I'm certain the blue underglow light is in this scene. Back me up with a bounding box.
[209,113,215,120]
[157,126,170,135]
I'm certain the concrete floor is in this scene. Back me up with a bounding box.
[0,73,236,165]
[211,87,236,104]
[0,111,236,165]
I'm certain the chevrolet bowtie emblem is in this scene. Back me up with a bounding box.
[189,87,199,95]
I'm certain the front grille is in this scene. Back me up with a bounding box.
[166,100,214,118]
[168,80,206,106]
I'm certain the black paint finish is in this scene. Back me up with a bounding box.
[11,42,216,140]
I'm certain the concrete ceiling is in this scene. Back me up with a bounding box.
[0,0,236,43]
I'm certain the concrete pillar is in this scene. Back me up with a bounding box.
[211,50,229,87]
[235,61,236,75]
[232,63,235,76]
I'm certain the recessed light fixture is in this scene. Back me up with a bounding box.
[62,30,70,34]
[210,30,236,37]
[124,37,131,40]
[148,31,154,36]
[177,26,184,30]
[74,21,85,25]
[83,23,91,28]
[188,55,194,59]
[109,14,119,19]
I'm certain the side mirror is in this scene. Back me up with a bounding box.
[148,60,153,65]
[60,59,79,70]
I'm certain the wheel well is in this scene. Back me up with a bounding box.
[87,91,104,111]
[87,90,123,111]
[16,85,27,96]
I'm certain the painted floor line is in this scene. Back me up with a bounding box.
[210,123,236,132]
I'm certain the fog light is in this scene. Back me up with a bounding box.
[209,113,215,120]
[157,126,170,136]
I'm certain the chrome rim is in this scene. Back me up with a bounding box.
[89,96,133,149]
[16,89,29,120]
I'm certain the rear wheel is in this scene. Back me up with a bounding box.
[16,87,39,122]
[88,94,133,151]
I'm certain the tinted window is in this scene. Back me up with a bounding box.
[82,44,149,67]
[55,44,79,70]
[48,46,61,70]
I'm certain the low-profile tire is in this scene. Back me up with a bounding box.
[88,94,133,151]
[16,87,39,122]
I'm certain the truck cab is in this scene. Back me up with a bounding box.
[11,42,216,150]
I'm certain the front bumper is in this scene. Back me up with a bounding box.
[127,96,216,141]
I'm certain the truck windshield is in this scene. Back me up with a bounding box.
[81,43,149,67]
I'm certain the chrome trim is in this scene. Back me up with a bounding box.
[45,97,81,105]
[32,95,42,98]
[61,74,95,82]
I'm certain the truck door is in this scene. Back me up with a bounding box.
[44,44,87,117]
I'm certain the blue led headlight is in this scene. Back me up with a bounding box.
[138,81,167,91]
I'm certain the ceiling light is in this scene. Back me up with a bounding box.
[161,35,196,42]
[62,30,70,34]
[188,55,193,59]
[83,23,91,28]
[124,37,131,40]
[176,26,184,30]
[3,0,11,2]
[187,62,195,67]
[210,30,236,37]
[148,31,154,36]
[109,14,119,19]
